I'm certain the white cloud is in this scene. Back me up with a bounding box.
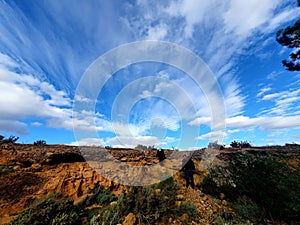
[146,23,168,40]
[0,53,116,135]
[0,53,18,68]
[119,1,299,135]
[266,7,300,32]
[259,89,300,116]
[30,122,43,127]
[1,1,299,147]
[262,93,282,101]
[0,54,72,133]
[196,130,225,140]
[165,136,178,143]
[0,120,28,135]
[0,73,70,121]
[74,95,94,103]
[106,135,166,148]
[166,0,222,38]
[70,138,105,146]
[190,115,300,131]
[188,117,211,126]
[222,76,245,116]
[228,115,300,130]
[223,0,280,37]
[257,87,272,97]
[227,129,240,134]
[48,110,112,133]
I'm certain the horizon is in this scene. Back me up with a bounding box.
[0,1,300,149]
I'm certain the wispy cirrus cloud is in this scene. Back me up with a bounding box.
[106,135,167,148]
[259,89,300,116]
[191,115,300,132]
[1,1,299,147]
[0,53,111,134]
[0,1,132,92]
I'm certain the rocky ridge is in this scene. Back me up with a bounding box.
[0,143,299,224]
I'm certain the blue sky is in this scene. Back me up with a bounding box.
[0,0,300,149]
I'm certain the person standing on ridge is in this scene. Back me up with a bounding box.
[156,149,166,162]
[182,157,195,188]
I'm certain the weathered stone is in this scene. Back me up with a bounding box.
[31,163,41,171]
[110,201,118,206]
[123,213,136,225]
[178,213,189,222]
[13,165,21,170]
[176,194,184,201]
[155,188,161,193]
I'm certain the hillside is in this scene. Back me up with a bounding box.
[0,143,299,224]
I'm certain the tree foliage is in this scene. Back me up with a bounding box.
[33,140,47,146]
[276,18,300,71]
[0,135,19,144]
[230,140,251,148]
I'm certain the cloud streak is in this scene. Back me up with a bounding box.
[1,1,299,147]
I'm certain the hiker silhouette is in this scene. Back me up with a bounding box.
[156,149,166,162]
[181,157,195,188]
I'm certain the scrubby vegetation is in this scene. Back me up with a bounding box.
[118,177,199,224]
[0,135,19,144]
[85,183,116,206]
[230,140,251,148]
[200,152,300,224]
[8,178,199,225]
[119,177,176,223]
[5,144,299,224]
[0,164,13,175]
[33,140,47,146]
[7,194,81,225]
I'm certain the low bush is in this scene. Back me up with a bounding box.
[230,141,251,148]
[0,135,19,144]
[88,204,121,225]
[201,152,300,223]
[33,140,47,146]
[172,202,200,222]
[85,183,116,207]
[0,164,13,175]
[118,177,198,224]
[230,196,264,223]
[7,194,81,225]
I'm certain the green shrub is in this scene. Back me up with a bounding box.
[0,164,13,175]
[88,204,121,225]
[85,183,116,207]
[33,140,47,146]
[201,152,300,223]
[7,194,81,225]
[230,196,264,223]
[155,176,180,190]
[117,177,181,223]
[83,184,119,225]
[172,202,200,222]
[230,141,251,148]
